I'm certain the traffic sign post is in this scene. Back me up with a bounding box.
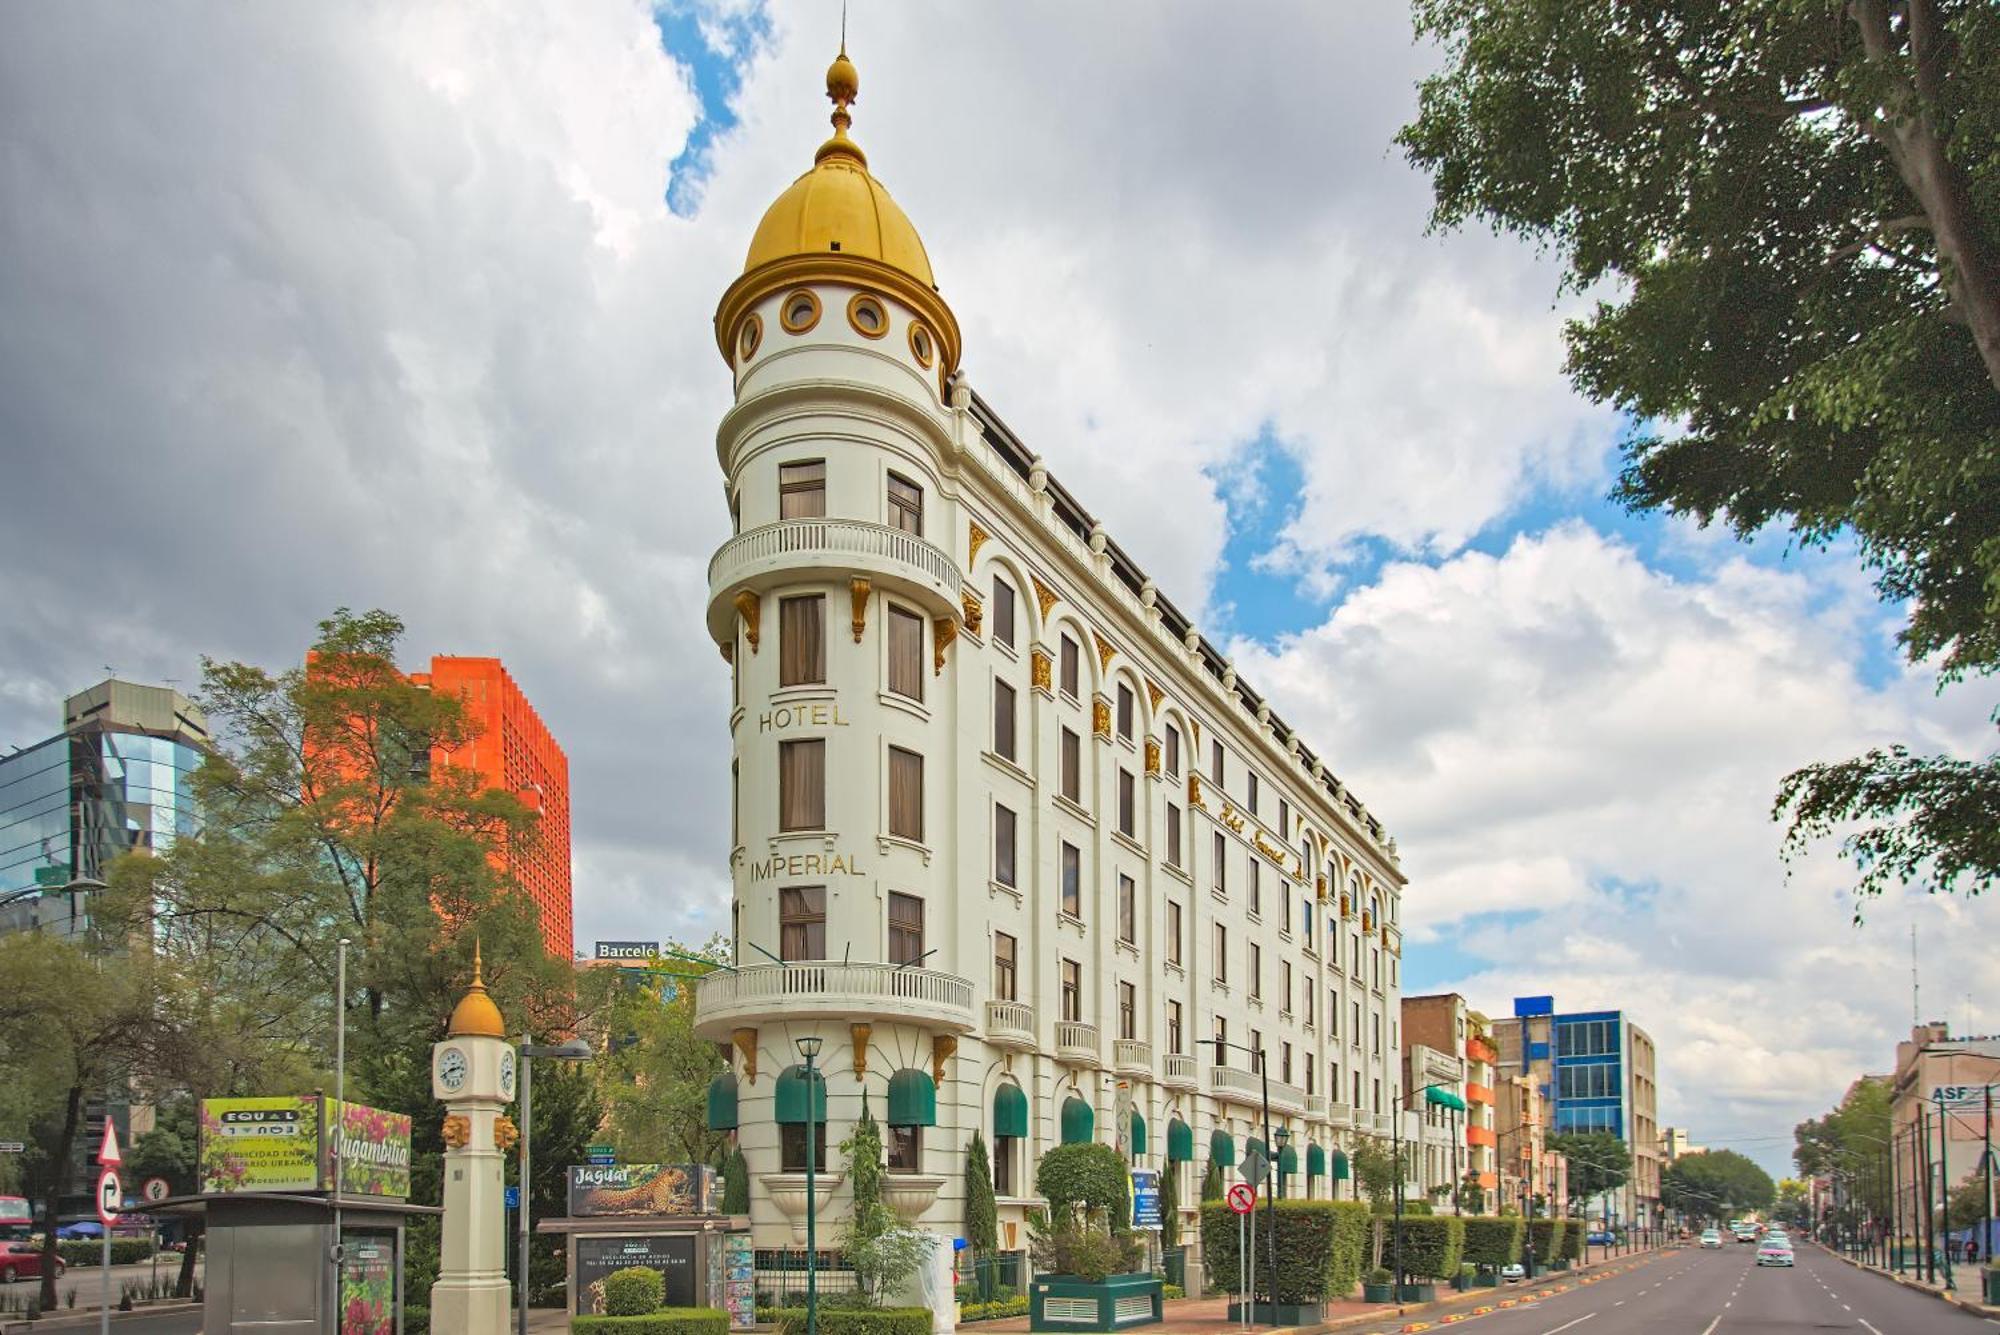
[96,1121,120,1335]
[1227,1182,1256,1331]
[141,1178,170,1204]
[1226,1183,1257,1215]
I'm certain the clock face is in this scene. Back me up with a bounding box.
[499,1050,516,1098]
[438,1046,468,1092]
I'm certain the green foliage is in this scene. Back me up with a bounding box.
[1662,1150,1775,1219]
[1526,1217,1564,1264]
[1199,1160,1224,1203]
[1386,1215,1465,1280]
[722,1147,749,1215]
[1028,1223,1135,1284]
[837,1102,928,1303]
[1547,1132,1631,1209]
[1459,1216,1523,1268]
[958,1297,1030,1323]
[845,1103,886,1226]
[591,938,730,1166]
[1350,1139,1408,1212]
[572,1311,728,1335]
[1199,1199,1372,1302]
[56,1240,156,1266]
[1159,1157,1181,1250]
[1563,1222,1585,1262]
[1036,1142,1131,1229]
[600,1268,666,1317]
[1793,1076,1893,1218]
[964,1131,999,1260]
[124,1099,198,1196]
[772,1308,933,1335]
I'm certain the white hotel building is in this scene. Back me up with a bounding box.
[693,50,1408,1267]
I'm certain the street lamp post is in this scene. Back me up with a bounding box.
[518,1036,592,1335]
[1206,1037,1278,1327]
[795,1035,824,1335]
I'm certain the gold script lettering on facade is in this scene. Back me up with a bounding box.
[758,702,850,732]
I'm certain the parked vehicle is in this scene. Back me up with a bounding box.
[0,1241,64,1283]
[1500,1263,1525,1284]
[1587,1230,1615,1245]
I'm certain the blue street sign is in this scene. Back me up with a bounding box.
[505,1185,520,1209]
[1131,1170,1162,1231]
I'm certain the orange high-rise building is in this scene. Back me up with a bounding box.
[410,657,574,959]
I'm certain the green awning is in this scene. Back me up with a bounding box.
[994,1082,1029,1138]
[1167,1118,1194,1163]
[1244,1138,1266,1167]
[1129,1110,1147,1157]
[1061,1095,1095,1145]
[705,1071,738,1131]
[887,1068,937,1127]
[1278,1144,1299,1177]
[1330,1149,1351,1181]
[1306,1144,1326,1177]
[1425,1086,1468,1112]
[1210,1129,1235,1167]
[773,1063,827,1125]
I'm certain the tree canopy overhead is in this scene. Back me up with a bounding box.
[1401,0,2000,906]
[1661,1149,1777,1220]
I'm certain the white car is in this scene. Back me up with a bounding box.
[1700,1229,1723,1249]
[1756,1242,1794,1267]
[1500,1263,1525,1284]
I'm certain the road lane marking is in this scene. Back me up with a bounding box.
[1540,1316,1594,1335]
[1699,1318,1721,1335]
[1858,1322,1883,1335]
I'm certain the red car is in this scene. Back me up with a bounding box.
[0,1240,65,1283]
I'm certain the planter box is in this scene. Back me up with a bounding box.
[1362,1283,1395,1303]
[1030,1273,1163,1331]
[1397,1283,1435,1302]
[1474,1272,1500,1288]
[1226,1302,1323,1325]
[1985,1268,2000,1305]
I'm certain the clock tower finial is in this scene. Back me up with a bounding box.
[448,938,507,1038]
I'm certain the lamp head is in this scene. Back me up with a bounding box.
[796,1035,824,1061]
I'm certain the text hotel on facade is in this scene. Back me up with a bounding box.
[692,51,1408,1261]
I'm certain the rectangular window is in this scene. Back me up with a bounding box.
[993,1134,1015,1195]
[1329,989,1339,1038]
[888,746,924,841]
[1373,1013,1382,1055]
[1281,961,1292,1013]
[887,1124,921,1172]
[993,577,1017,649]
[779,595,825,686]
[1118,873,1136,944]
[1211,738,1225,785]
[1249,1030,1263,1072]
[1164,725,1180,776]
[888,891,924,965]
[1117,770,1136,836]
[1165,900,1182,965]
[1060,728,1082,802]
[887,472,924,535]
[1281,1042,1293,1085]
[1118,981,1136,1040]
[1355,1070,1363,1108]
[1061,842,1082,918]
[994,931,1017,1000]
[1332,1062,1342,1103]
[779,739,825,830]
[1212,832,1227,893]
[779,885,826,961]
[1116,684,1134,739]
[1306,1061,1315,1097]
[1213,923,1227,983]
[1061,959,1082,1022]
[780,1121,828,1172]
[778,459,826,519]
[1060,635,1080,697]
[993,679,1017,760]
[1303,985,1315,1029]
[1278,799,1290,840]
[1166,1000,1183,1055]
[1247,770,1260,816]
[1165,804,1182,867]
[1248,858,1261,916]
[1373,1078,1382,1114]
[1214,1016,1228,1066]
[994,803,1017,887]
[1353,1000,1362,1042]
[887,606,925,701]
[1249,943,1262,998]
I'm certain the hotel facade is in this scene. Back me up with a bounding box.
[692,51,1408,1266]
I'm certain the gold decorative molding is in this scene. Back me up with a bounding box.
[1031,647,1053,694]
[1340,892,1353,920]
[492,1115,520,1153]
[1361,910,1374,933]
[1144,738,1162,775]
[441,1114,471,1150]
[933,616,958,675]
[931,1034,958,1086]
[967,519,990,570]
[733,590,762,653]
[849,1023,872,1077]
[961,590,983,638]
[1092,632,1116,674]
[1092,695,1112,738]
[850,578,871,643]
[1145,679,1166,713]
[1316,874,1329,901]
[1031,575,1060,621]
[732,1027,759,1083]
[1187,771,1206,809]
[1189,719,1202,747]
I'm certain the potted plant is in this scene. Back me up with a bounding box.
[1027,1143,1160,1331]
[1363,1268,1395,1303]
[1452,1263,1476,1292]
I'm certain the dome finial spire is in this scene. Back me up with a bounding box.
[819,19,865,167]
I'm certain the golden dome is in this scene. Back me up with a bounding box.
[718,45,961,376]
[447,940,507,1039]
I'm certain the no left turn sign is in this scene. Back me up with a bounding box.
[1226,1182,1257,1215]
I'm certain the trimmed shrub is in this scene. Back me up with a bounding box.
[1199,1199,1373,1302]
[1564,1221,1586,1262]
[1400,1201,1434,1216]
[600,1267,665,1317]
[959,1297,1030,1323]
[402,1305,428,1334]
[1384,1216,1465,1280]
[1036,1143,1130,1227]
[58,1240,156,1266]
[1460,1216,1524,1268]
[573,1310,728,1335]
[721,1149,749,1215]
[1527,1218,1565,1264]
[772,1308,932,1335]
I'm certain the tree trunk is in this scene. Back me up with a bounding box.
[175,1223,201,1299]
[39,1084,82,1312]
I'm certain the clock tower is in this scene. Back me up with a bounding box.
[430,943,518,1335]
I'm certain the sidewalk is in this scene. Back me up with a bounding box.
[1817,1241,2000,1319]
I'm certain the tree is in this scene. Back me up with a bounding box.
[587,940,729,1167]
[1160,1156,1181,1251]
[964,1132,999,1297]
[1777,1179,1812,1227]
[1546,1132,1632,1214]
[839,1100,928,1304]
[722,1147,750,1215]
[1662,1150,1776,1220]
[1200,1159,1224,1203]
[1793,1076,1893,1220]
[1400,0,2000,909]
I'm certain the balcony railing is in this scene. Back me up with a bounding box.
[1304,1094,1328,1120]
[1372,1113,1393,1135]
[1162,1053,1197,1089]
[985,999,1036,1051]
[707,518,965,647]
[1326,1102,1354,1129]
[1112,1038,1153,1077]
[1208,1066,1306,1112]
[1055,1020,1101,1066]
[694,962,976,1038]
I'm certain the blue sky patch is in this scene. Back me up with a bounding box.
[654,2,773,216]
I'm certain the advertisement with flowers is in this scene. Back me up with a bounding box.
[328,1101,412,1198]
[339,1232,397,1335]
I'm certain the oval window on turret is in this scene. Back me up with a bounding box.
[780,289,821,334]
[847,293,889,339]
[737,313,763,363]
[908,321,935,368]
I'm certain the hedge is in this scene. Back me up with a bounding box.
[1383,1215,1465,1280]
[773,1308,932,1335]
[572,1311,728,1335]
[959,1297,1030,1323]
[1564,1221,1586,1262]
[57,1240,156,1266]
[1459,1216,1523,1268]
[601,1267,666,1317]
[1526,1218,1565,1264]
[1200,1199,1372,1302]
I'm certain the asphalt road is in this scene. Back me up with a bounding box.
[1346,1241,1994,1334]
[0,1260,199,1311]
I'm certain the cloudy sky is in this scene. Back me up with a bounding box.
[2,0,1993,1177]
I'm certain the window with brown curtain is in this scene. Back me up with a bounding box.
[993,577,1016,648]
[993,679,1016,760]
[994,803,1017,886]
[1118,981,1136,1040]
[888,747,923,841]
[888,891,924,964]
[1117,769,1135,836]
[1060,842,1081,918]
[1166,1000,1183,1054]
[1212,831,1227,891]
[1060,635,1079,697]
[1249,942,1262,998]
[1211,738,1225,785]
[1116,684,1134,739]
[887,606,924,700]
[1214,923,1227,983]
[994,931,1017,1000]
[1117,874,1136,944]
[779,460,826,519]
[1247,770,1261,816]
[779,595,825,686]
[887,473,923,535]
[1249,858,1261,916]
[780,885,825,960]
[1165,804,1181,867]
[888,1124,921,1172]
[1060,728,1081,802]
[1060,959,1082,1022]
[779,739,825,830]
[1165,900,1182,964]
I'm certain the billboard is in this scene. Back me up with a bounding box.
[574,1235,696,1314]
[1131,1169,1162,1232]
[328,1101,412,1198]
[199,1097,320,1192]
[568,1164,710,1218]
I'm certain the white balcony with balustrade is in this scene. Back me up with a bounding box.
[1055,1020,1101,1067]
[1162,1053,1197,1091]
[693,962,977,1039]
[1208,1065,1306,1113]
[984,999,1037,1052]
[707,518,964,644]
[1112,1038,1153,1078]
